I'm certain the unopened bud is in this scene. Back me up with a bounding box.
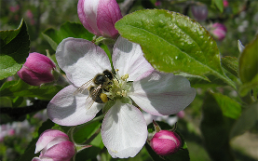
[150,130,182,156]
[32,129,75,161]
[17,52,56,86]
[77,0,122,39]
[191,5,208,22]
[210,23,227,41]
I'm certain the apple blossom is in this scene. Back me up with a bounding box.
[17,52,56,86]
[77,0,122,39]
[47,36,196,158]
[32,129,75,161]
[150,130,182,156]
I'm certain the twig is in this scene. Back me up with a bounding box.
[0,100,48,120]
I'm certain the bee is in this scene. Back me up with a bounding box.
[74,70,113,109]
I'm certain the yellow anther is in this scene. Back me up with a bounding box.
[121,74,129,81]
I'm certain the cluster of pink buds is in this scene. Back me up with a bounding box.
[9,5,20,12]
[17,52,56,86]
[77,0,123,39]
[26,10,35,25]
[32,129,75,161]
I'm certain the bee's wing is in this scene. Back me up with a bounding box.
[85,85,102,109]
[73,78,93,95]
[85,95,95,109]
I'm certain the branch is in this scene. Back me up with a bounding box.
[0,100,49,120]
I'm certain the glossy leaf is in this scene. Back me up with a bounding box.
[0,19,30,80]
[115,9,235,88]
[239,35,258,84]
[200,92,235,161]
[230,102,258,139]
[221,56,238,77]
[18,120,55,161]
[0,80,62,100]
[211,93,241,119]
[42,22,94,50]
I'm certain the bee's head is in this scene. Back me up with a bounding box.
[94,74,107,85]
[103,70,113,80]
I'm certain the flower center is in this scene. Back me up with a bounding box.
[104,72,131,100]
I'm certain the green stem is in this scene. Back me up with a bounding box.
[215,71,237,89]
[95,36,107,44]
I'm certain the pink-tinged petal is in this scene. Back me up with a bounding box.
[101,101,147,158]
[41,136,70,153]
[129,71,196,116]
[35,130,68,154]
[113,37,154,81]
[40,141,75,161]
[47,85,103,126]
[32,157,42,161]
[24,53,56,73]
[78,0,101,35]
[56,38,112,87]
[97,0,122,38]
[32,157,53,161]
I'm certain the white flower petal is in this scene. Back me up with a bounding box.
[112,37,154,81]
[47,85,103,126]
[129,71,196,116]
[56,38,112,87]
[238,40,245,53]
[101,101,147,158]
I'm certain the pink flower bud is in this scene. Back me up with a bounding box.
[210,23,227,41]
[77,0,123,39]
[17,52,56,86]
[32,129,75,161]
[177,111,185,119]
[155,1,162,7]
[150,130,182,156]
[191,5,208,22]
[223,0,229,7]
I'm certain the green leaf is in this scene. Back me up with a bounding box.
[42,22,94,50]
[200,92,235,161]
[73,121,101,143]
[115,9,235,88]
[213,0,224,12]
[230,102,258,139]
[221,56,238,77]
[18,119,55,161]
[239,35,258,84]
[0,80,62,100]
[74,121,104,161]
[0,19,30,80]
[211,93,242,119]
[239,74,258,97]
